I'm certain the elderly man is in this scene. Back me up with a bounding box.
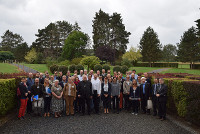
[140,77,151,114]
[157,78,168,121]
[26,73,34,114]
[101,69,107,81]
[78,70,84,81]
[31,78,43,116]
[91,74,101,114]
[77,75,93,116]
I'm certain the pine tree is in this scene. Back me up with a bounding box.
[177,26,200,68]
[139,26,162,66]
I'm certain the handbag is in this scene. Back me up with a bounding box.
[147,99,153,109]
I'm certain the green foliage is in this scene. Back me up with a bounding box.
[45,57,58,68]
[113,65,121,73]
[139,26,162,64]
[134,62,178,68]
[0,51,15,61]
[94,64,102,72]
[62,31,89,60]
[69,64,76,73]
[57,60,70,66]
[122,47,142,64]
[121,59,132,68]
[58,65,68,75]
[80,56,100,71]
[0,78,16,115]
[162,44,177,62]
[71,58,83,65]
[75,64,84,74]
[177,26,200,68]
[121,65,129,74]
[25,48,37,63]
[102,64,110,72]
[49,64,59,74]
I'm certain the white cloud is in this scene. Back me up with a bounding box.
[0,0,199,50]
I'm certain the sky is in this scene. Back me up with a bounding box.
[0,0,199,50]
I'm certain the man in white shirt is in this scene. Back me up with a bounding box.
[78,70,84,81]
[91,73,101,114]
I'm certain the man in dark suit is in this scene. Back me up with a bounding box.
[77,75,93,116]
[152,78,159,116]
[157,78,168,121]
[140,77,151,114]
[39,73,44,85]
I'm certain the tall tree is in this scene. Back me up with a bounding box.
[95,45,115,62]
[162,44,177,62]
[139,26,162,66]
[92,9,110,51]
[0,30,28,61]
[177,26,200,68]
[62,31,89,60]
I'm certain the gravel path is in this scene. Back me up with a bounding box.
[0,111,193,134]
[148,68,170,73]
[12,63,39,74]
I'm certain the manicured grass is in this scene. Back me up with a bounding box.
[22,64,50,74]
[0,63,19,73]
[178,64,190,69]
[161,68,200,75]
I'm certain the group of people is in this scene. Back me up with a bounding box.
[17,69,168,121]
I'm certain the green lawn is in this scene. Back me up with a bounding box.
[22,64,50,74]
[161,68,200,75]
[178,64,190,69]
[0,63,19,73]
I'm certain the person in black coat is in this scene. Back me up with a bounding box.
[140,77,151,114]
[101,77,111,114]
[152,78,159,116]
[77,75,93,116]
[39,73,44,85]
[129,80,140,115]
[157,78,168,121]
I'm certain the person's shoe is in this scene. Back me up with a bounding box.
[142,112,146,114]
[158,117,162,119]
[132,112,135,115]
[17,117,22,120]
[116,111,119,114]
[21,116,25,119]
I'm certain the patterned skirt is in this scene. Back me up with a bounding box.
[51,97,63,113]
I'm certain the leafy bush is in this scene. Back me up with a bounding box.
[102,64,110,72]
[134,62,178,68]
[0,78,17,115]
[0,51,15,61]
[75,64,84,74]
[113,65,121,73]
[49,64,59,74]
[58,60,70,66]
[193,64,200,69]
[71,58,83,65]
[94,64,102,73]
[69,64,76,73]
[121,65,129,74]
[121,59,132,68]
[58,65,68,75]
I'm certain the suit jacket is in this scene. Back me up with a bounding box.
[39,77,44,85]
[152,84,159,97]
[130,86,140,99]
[77,80,92,98]
[59,81,68,89]
[157,84,168,102]
[63,83,76,97]
[101,82,111,101]
[30,84,44,98]
[140,83,151,99]
[19,82,28,99]
[123,80,132,94]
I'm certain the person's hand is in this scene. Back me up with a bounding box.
[28,91,31,94]
[90,96,93,99]
[33,98,36,101]
[74,97,76,100]
[48,93,51,96]
[98,94,100,97]
[78,95,81,98]
[111,96,113,98]
[118,95,120,98]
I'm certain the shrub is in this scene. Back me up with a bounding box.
[75,64,84,74]
[0,78,16,116]
[134,62,178,68]
[58,66,68,75]
[49,64,59,74]
[193,64,200,69]
[113,65,121,73]
[71,58,83,65]
[58,60,70,66]
[121,59,132,68]
[94,64,102,73]
[0,51,15,61]
[102,64,110,73]
[121,65,129,74]
[69,64,76,73]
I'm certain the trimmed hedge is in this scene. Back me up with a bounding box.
[135,62,178,68]
[193,64,200,69]
[75,64,84,74]
[102,64,110,72]
[94,64,102,73]
[121,65,129,74]
[113,65,121,73]
[69,64,76,73]
[49,64,59,74]
[163,78,200,126]
[0,78,16,116]
[58,66,68,75]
